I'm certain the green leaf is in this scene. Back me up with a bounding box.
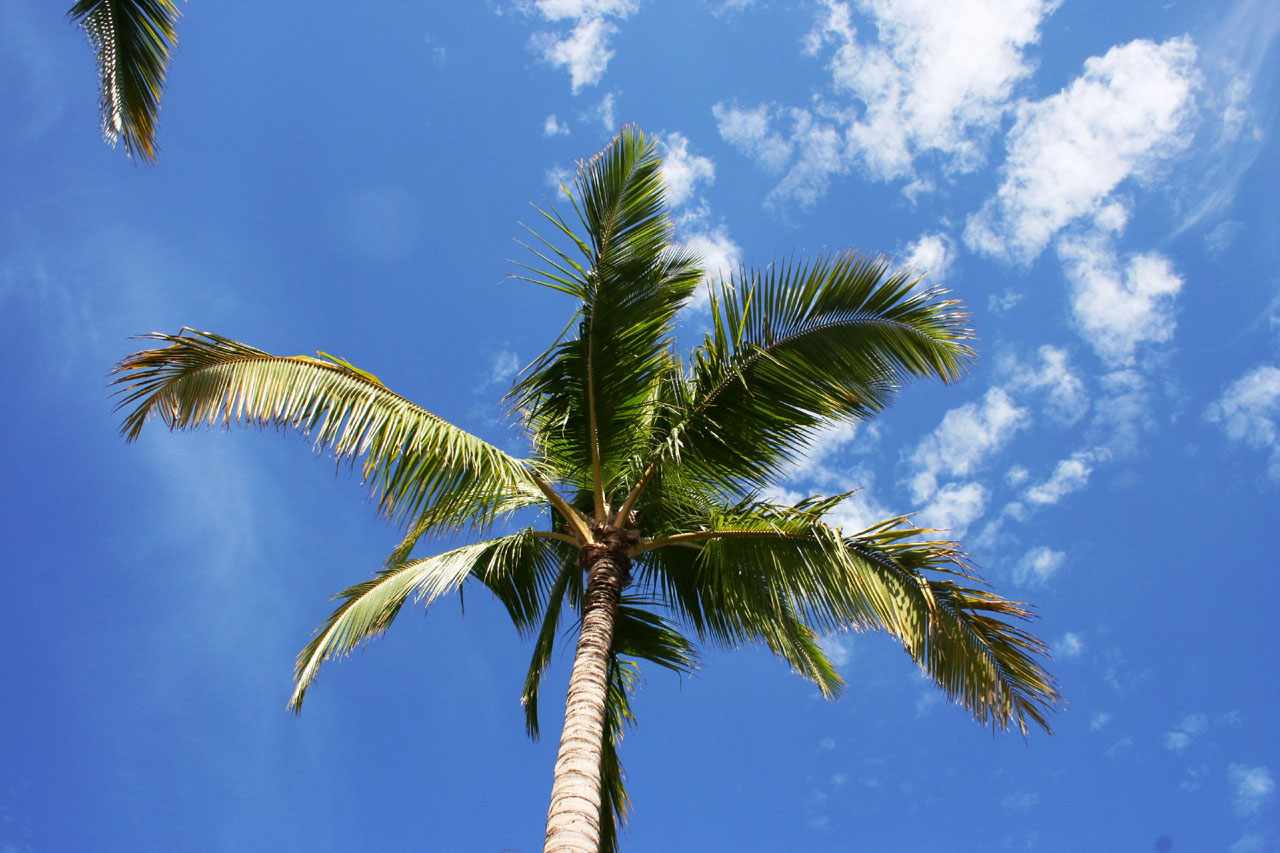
[68,0,182,162]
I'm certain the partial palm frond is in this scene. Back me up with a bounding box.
[384,484,553,567]
[510,127,704,511]
[648,254,974,494]
[596,607,694,853]
[520,558,578,740]
[68,0,182,162]
[599,654,639,853]
[850,527,1059,734]
[290,532,553,711]
[111,329,539,524]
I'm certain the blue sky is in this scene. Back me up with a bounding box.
[2,0,1278,850]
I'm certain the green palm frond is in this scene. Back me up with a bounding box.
[641,254,973,494]
[290,531,554,711]
[633,501,1055,724]
[511,126,704,514]
[68,0,182,162]
[599,654,639,853]
[519,559,578,740]
[111,329,539,524]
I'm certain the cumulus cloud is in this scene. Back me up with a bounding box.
[1056,231,1184,368]
[543,114,571,136]
[821,632,854,667]
[661,132,716,207]
[918,481,988,538]
[1025,449,1104,506]
[902,232,956,285]
[1230,764,1275,816]
[1206,364,1280,478]
[964,37,1198,263]
[526,0,640,92]
[907,387,1029,502]
[807,0,1057,179]
[1013,545,1064,586]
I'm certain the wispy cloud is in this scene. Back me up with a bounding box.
[907,387,1029,503]
[1230,764,1275,816]
[1206,365,1280,478]
[1012,545,1064,586]
[1163,712,1209,752]
[1054,632,1084,658]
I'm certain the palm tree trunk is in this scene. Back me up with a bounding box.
[544,545,627,853]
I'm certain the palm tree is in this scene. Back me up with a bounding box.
[112,127,1058,853]
[68,0,182,162]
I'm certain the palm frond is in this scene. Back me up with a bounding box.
[645,254,974,495]
[68,0,181,162]
[290,532,550,711]
[111,329,539,524]
[848,526,1059,734]
[510,127,704,513]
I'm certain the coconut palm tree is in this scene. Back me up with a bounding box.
[68,0,182,162]
[112,127,1058,853]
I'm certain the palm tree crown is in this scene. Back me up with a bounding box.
[112,127,1058,853]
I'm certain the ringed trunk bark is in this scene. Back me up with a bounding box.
[543,544,628,853]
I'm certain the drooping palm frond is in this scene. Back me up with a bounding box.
[629,499,1055,731]
[635,254,974,496]
[511,127,704,514]
[290,531,561,711]
[111,329,541,524]
[846,526,1059,734]
[68,0,182,162]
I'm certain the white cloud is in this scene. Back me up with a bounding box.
[1056,232,1184,368]
[1013,546,1063,586]
[1025,449,1103,506]
[902,232,955,285]
[965,37,1198,263]
[1004,345,1089,423]
[1000,792,1041,813]
[660,132,716,207]
[908,387,1029,502]
[1206,365,1280,478]
[591,91,618,130]
[1090,711,1112,731]
[820,632,854,667]
[712,101,795,173]
[526,0,640,93]
[1230,764,1275,816]
[918,481,988,538]
[680,225,742,290]
[487,347,520,385]
[543,114,570,136]
[1055,632,1084,658]
[1163,713,1209,752]
[1231,832,1267,853]
[806,0,1058,180]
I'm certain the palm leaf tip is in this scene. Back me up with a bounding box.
[69,0,183,162]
